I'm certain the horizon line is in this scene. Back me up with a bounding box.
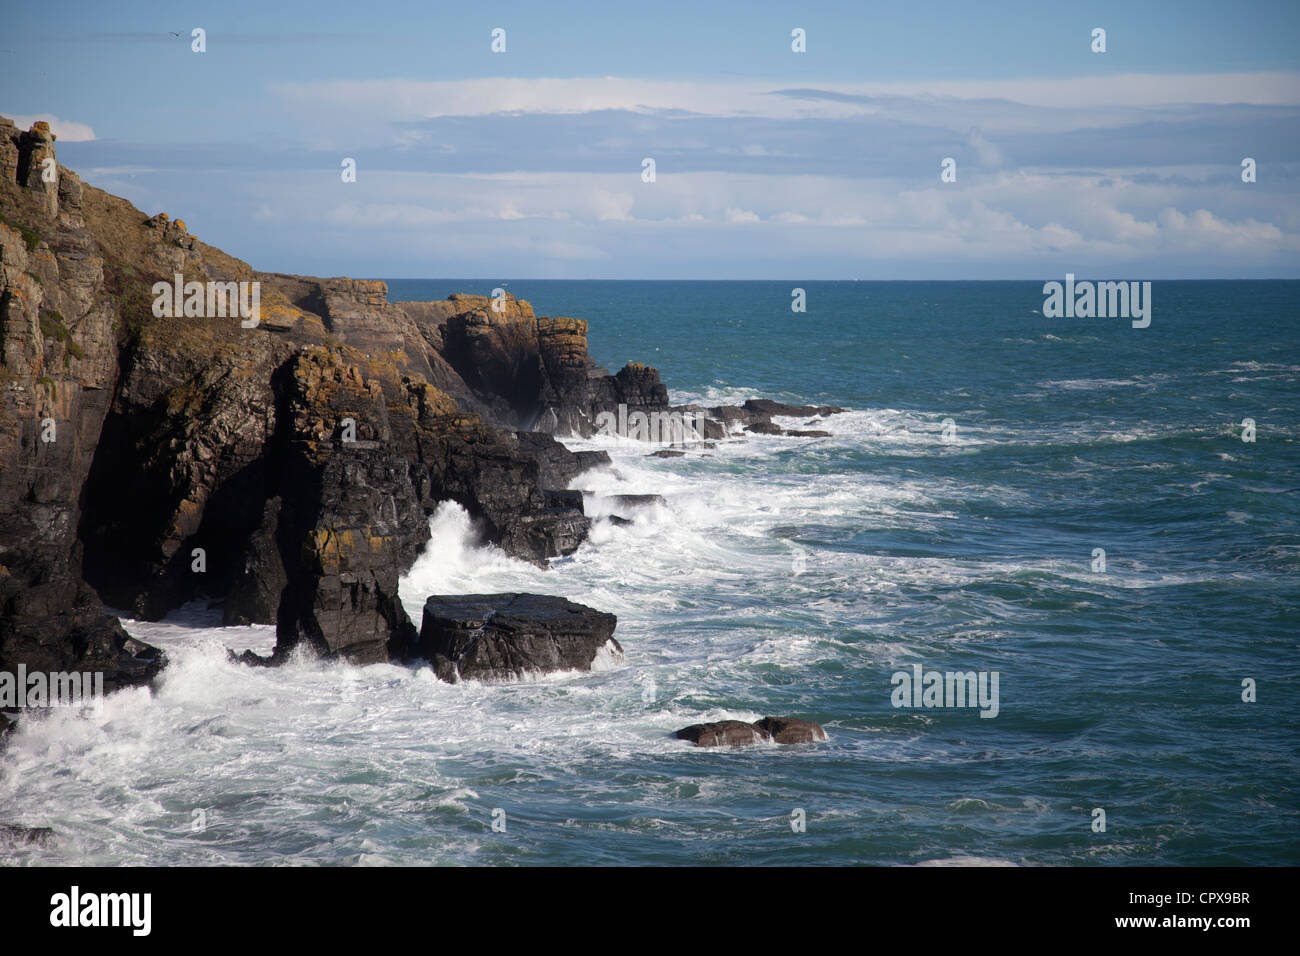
[370,276,1300,282]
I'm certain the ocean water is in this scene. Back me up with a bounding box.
[2,280,1297,866]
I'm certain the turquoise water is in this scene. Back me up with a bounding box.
[2,280,1296,866]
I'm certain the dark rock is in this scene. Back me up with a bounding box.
[671,399,845,442]
[784,429,832,438]
[228,648,275,667]
[514,431,609,489]
[676,716,828,747]
[753,716,828,743]
[651,449,686,458]
[265,349,423,665]
[0,825,56,848]
[608,515,634,527]
[675,720,770,747]
[412,593,621,682]
[574,449,612,472]
[1,120,167,693]
[408,295,672,439]
[544,488,584,511]
[743,399,845,418]
[0,711,14,742]
[223,497,287,626]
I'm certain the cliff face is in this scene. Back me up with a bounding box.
[0,117,163,691]
[0,115,651,678]
[393,293,670,436]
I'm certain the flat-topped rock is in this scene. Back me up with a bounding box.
[743,399,845,418]
[414,593,621,683]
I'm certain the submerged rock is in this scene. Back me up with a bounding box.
[413,593,621,683]
[0,825,56,848]
[675,716,828,747]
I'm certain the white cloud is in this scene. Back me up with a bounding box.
[271,72,1300,139]
[967,127,1005,168]
[234,166,1299,270]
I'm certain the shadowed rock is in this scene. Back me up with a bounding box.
[753,716,828,743]
[742,399,845,418]
[413,593,621,683]
[675,720,770,747]
[1,118,169,693]
[675,716,828,747]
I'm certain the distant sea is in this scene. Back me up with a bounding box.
[3,280,1297,865]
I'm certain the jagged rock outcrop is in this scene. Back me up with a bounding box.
[412,593,621,682]
[514,430,611,489]
[394,293,672,437]
[1,116,165,694]
[675,716,828,747]
[390,295,847,444]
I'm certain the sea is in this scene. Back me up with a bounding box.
[2,280,1297,866]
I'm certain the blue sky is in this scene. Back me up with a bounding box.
[4,0,1299,278]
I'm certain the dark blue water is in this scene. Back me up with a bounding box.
[391,279,1300,865]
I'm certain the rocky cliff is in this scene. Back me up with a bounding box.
[0,115,840,709]
[0,115,621,682]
